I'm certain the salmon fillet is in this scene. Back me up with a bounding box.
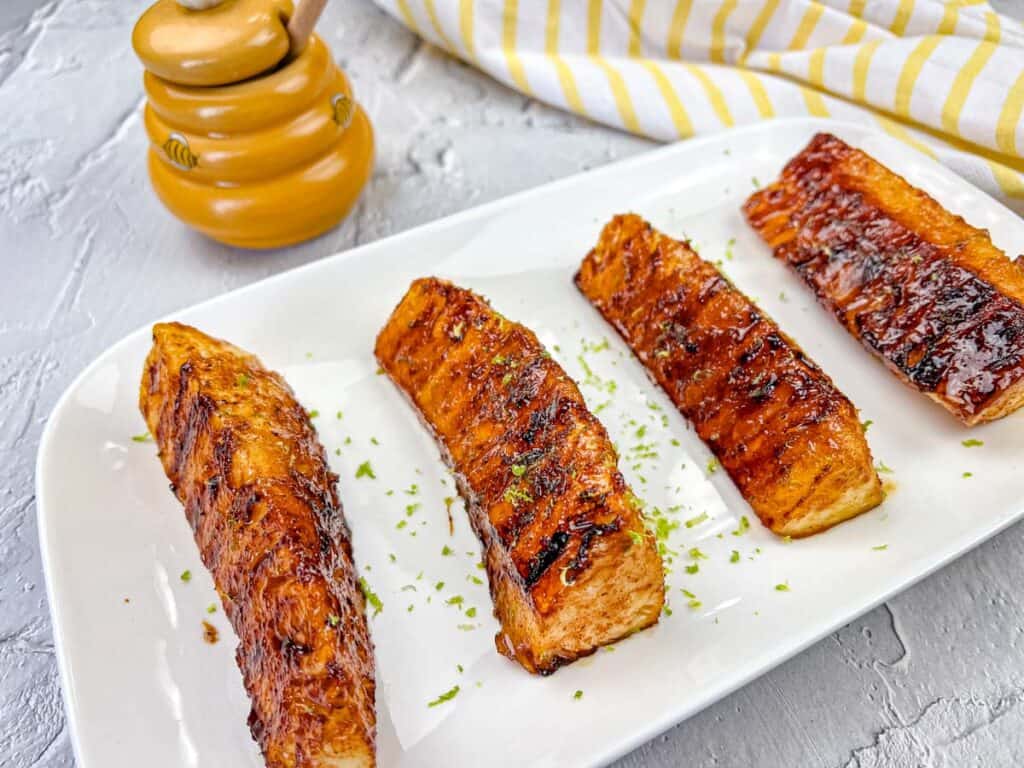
[575,214,883,538]
[139,322,375,768]
[375,278,665,674]
[744,132,1024,425]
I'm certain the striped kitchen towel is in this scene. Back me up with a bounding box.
[373,0,1024,211]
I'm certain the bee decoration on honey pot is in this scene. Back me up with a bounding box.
[331,93,355,130]
[162,133,199,171]
[132,0,373,249]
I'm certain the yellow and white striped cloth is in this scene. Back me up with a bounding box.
[374,0,1024,212]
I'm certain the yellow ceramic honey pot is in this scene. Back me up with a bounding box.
[133,0,373,248]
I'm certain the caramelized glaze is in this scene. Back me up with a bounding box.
[744,133,1024,425]
[576,214,882,537]
[139,322,375,768]
[375,278,664,674]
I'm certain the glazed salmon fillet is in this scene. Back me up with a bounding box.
[139,322,375,768]
[575,214,883,538]
[375,278,665,674]
[744,132,1024,426]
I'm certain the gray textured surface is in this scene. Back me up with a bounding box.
[3,1,1024,766]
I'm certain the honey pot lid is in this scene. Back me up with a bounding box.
[132,0,295,87]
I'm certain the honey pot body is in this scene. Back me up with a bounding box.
[143,36,373,248]
[134,0,374,249]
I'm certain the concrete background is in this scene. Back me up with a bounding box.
[3,1,1024,766]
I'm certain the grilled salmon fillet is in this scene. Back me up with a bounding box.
[744,132,1024,425]
[575,215,883,538]
[375,278,664,674]
[139,322,375,768]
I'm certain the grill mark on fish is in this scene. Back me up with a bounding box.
[524,530,571,587]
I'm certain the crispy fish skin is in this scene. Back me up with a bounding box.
[744,132,1024,425]
[575,214,883,538]
[375,278,664,675]
[139,322,375,768]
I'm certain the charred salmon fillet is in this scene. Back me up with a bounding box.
[575,214,883,538]
[139,322,375,768]
[744,132,1024,426]
[375,278,665,674]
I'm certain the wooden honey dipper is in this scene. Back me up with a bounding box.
[285,0,328,57]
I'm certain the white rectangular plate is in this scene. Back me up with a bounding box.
[38,118,1024,768]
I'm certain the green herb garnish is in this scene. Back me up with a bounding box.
[684,512,709,529]
[503,486,533,506]
[359,577,383,616]
[652,515,679,542]
[427,685,460,707]
[355,461,376,479]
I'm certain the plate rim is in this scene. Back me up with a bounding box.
[35,116,1024,768]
